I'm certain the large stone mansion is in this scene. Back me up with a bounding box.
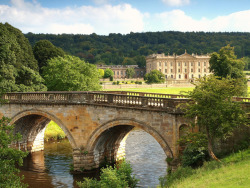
[146,51,211,80]
[97,51,211,80]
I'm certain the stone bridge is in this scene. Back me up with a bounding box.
[0,91,249,171]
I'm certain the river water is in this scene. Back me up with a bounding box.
[20,129,167,188]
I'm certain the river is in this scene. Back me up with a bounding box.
[20,129,167,188]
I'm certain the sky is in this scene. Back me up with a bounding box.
[0,0,250,35]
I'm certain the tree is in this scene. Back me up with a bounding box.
[0,23,47,92]
[33,40,65,73]
[209,45,247,95]
[42,55,101,91]
[144,70,165,84]
[98,69,104,78]
[184,75,247,161]
[104,68,114,78]
[0,116,28,188]
[126,67,135,78]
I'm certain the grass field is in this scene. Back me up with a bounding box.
[164,149,250,188]
[104,87,194,95]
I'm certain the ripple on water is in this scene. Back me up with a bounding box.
[125,130,167,188]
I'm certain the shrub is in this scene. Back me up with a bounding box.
[77,160,138,188]
[116,81,120,85]
[178,132,209,168]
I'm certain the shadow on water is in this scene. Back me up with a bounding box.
[20,139,99,188]
[19,130,167,188]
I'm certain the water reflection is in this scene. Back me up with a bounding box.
[20,130,167,188]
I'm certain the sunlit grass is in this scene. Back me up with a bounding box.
[104,87,194,95]
[169,149,250,188]
[44,121,66,142]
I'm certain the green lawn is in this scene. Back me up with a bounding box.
[167,149,250,188]
[104,87,194,95]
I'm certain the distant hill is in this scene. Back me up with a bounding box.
[25,31,250,67]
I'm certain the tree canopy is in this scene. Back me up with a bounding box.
[184,75,247,161]
[42,55,101,91]
[0,116,28,188]
[209,45,247,95]
[144,70,165,84]
[0,23,47,92]
[33,40,65,73]
[126,67,135,78]
[25,32,250,68]
[104,68,114,78]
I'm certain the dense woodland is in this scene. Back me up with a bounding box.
[25,31,250,67]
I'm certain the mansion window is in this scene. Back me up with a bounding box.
[204,68,206,72]
[178,69,180,73]
[178,62,180,66]
[171,75,173,78]
[199,75,201,78]
[159,62,161,66]
[192,74,194,78]
[204,62,206,66]
[165,75,168,79]
[198,68,200,72]
[179,75,181,79]
[184,62,187,66]
[191,62,193,66]
[165,62,167,66]
[117,72,119,75]
[165,69,167,73]
[198,62,200,66]
[159,69,161,72]
[185,69,187,73]
[121,71,123,75]
[171,62,173,66]
[114,71,116,75]
[191,68,193,72]
[171,69,173,73]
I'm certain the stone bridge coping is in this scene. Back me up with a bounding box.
[2,91,250,113]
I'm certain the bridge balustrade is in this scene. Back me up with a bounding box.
[2,92,189,113]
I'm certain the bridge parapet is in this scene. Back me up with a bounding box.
[2,92,190,113]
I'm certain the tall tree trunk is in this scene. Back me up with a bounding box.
[206,126,221,162]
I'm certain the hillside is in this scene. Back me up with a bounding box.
[25,32,250,67]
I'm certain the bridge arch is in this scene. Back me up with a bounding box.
[86,118,173,167]
[10,109,77,152]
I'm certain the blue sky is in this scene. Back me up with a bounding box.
[0,0,250,34]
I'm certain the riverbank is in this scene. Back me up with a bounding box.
[44,121,66,142]
[159,149,250,188]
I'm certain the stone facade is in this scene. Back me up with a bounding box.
[146,51,211,80]
[0,101,189,171]
[97,65,145,79]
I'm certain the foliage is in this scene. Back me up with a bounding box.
[159,149,250,188]
[126,67,135,78]
[42,55,101,91]
[98,69,104,78]
[0,116,28,188]
[25,32,250,67]
[178,132,209,167]
[33,40,65,73]
[209,45,247,95]
[184,75,247,161]
[44,121,66,142]
[144,69,165,84]
[77,160,138,188]
[0,22,47,92]
[103,68,114,78]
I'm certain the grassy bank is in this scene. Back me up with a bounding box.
[44,121,66,142]
[159,149,250,188]
[104,87,194,95]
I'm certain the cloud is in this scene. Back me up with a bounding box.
[161,0,190,7]
[0,0,144,34]
[154,9,250,32]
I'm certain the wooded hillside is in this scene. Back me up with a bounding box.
[25,31,250,67]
